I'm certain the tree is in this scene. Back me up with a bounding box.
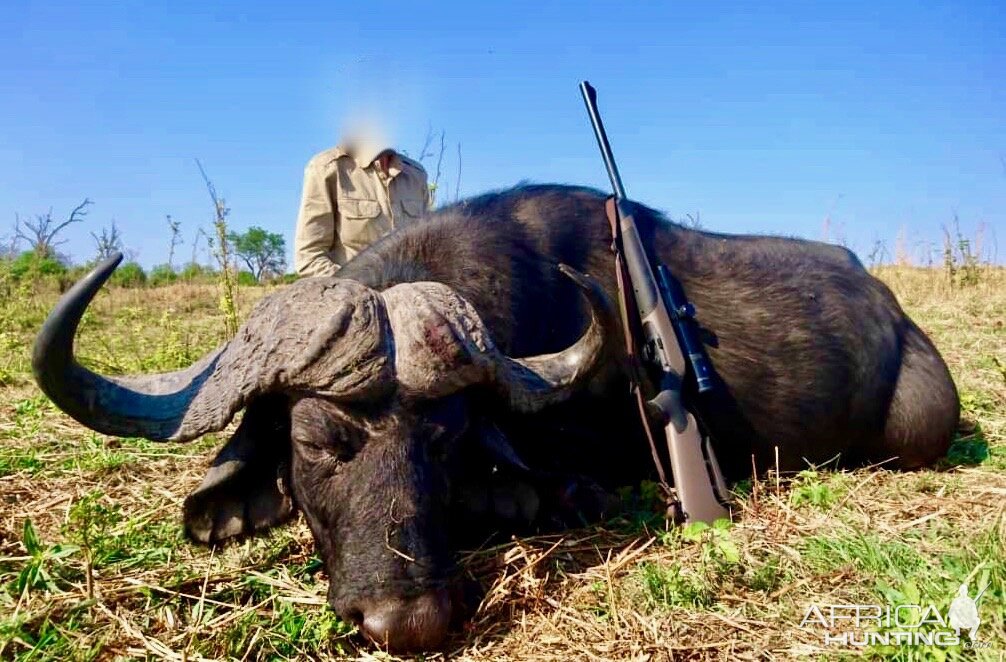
[14,198,92,258]
[189,226,207,268]
[196,158,238,335]
[166,214,183,270]
[91,220,123,261]
[227,226,286,282]
[0,233,16,260]
[413,124,462,208]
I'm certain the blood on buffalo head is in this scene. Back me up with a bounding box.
[33,253,615,652]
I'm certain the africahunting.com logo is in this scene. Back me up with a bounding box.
[800,581,992,649]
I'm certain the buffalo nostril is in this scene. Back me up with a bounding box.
[358,588,452,652]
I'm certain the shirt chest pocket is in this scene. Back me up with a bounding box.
[338,198,385,251]
[398,198,426,226]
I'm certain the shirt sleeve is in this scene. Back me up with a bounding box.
[418,165,432,210]
[294,160,342,277]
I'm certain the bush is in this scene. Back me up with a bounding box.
[180,263,216,281]
[149,264,178,287]
[110,262,147,288]
[8,251,67,281]
[66,262,95,283]
[236,270,258,286]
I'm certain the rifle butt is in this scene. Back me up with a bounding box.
[666,413,730,524]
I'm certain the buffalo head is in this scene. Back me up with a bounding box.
[33,254,616,652]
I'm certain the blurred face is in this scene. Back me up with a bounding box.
[340,115,393,167]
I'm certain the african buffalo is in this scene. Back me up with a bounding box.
[33,184,959,651]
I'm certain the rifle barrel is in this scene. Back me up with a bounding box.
[579,81,627,200]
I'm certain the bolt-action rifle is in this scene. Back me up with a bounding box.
[579,81,730,524]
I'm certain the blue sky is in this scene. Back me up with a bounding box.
[3,0,1003,268]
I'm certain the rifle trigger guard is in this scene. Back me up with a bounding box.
[647,388,688,433]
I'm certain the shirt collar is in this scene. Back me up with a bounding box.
[365,151,402,179]
[336,140,400,173]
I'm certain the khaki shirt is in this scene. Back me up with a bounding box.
[294,146,430,277]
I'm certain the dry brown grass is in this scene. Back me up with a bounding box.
[1,268,1004,661]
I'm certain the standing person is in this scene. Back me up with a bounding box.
[294,134,430,277]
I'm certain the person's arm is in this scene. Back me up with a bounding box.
[294,160,342,277]
[419,166,433,211]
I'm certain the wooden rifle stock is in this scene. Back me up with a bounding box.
[666,412,730,525]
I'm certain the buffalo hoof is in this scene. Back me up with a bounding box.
[346,588,452,653]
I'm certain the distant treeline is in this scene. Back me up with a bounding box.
[0,250,296,290]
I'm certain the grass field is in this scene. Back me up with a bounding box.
[1,267,1004,661]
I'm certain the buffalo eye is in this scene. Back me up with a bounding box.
[293,416,362,463]
[295,434,353,466]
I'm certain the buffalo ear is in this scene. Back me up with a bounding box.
[183,396,296,544]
